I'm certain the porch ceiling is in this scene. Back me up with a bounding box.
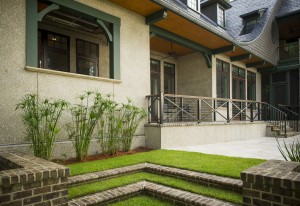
[150,37,195,56]
[107,0,275,68]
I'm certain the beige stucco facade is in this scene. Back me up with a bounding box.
[0,0,150,158]
[0,0,265,158]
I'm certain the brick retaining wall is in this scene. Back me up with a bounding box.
[0,151,69,206]
[241,160,300,206]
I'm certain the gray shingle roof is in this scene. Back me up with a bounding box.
[226,0,277,42]
[277,0,300,18]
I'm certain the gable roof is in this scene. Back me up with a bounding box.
[277,0,300,18]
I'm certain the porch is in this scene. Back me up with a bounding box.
[144,93,297,149]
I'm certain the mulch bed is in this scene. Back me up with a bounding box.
[53,147,152,165]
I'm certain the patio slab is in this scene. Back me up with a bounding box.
[167,135,300,160]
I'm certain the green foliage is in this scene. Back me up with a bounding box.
[68,172,242,204]
[109,195,172,206]
[119,99,147,152]
[67,92,110,160]
[16,94,68,160]
[69,150,265,178]
[98,97,146,155]
[277,138,300,162]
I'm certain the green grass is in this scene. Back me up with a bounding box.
[109,195,172,206]
[68,150,265,178]
[69,172,242,204]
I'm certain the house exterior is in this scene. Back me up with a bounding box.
[0,0,299,158]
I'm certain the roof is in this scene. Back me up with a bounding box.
[226,0,277,42]
[277,0,300,18]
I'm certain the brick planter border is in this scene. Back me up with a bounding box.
[0,151,69,206]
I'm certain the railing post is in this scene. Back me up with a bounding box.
[147,96,151,124]
[227,100,230,123]
[284,114,287,138]
[250,102,254,122]
[213,99,216,121]
[159,93,164,124]
[180,97,183,122]
[240,101,243,121]
[197,99,201,123]
[258,103,261,121]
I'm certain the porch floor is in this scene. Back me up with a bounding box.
[167,135,300,160]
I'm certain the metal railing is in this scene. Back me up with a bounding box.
[146,93,288,136]
[278,104,299,132]
[279,43,299,60]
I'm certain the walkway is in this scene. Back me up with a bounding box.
[168,135,300,160]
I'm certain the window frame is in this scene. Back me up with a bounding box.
[187,0,200,13]
[163,62,176,94]
[247,71,256,101]
[232,65,245,100]
[216,59,230,99]
[217,4,226,27]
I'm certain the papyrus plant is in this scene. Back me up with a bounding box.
[16,94,68,160]
[119,99,147,152]
[67,92,109,160]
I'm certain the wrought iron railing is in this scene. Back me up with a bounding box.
[146,93,288,136]
[278,104,299,132]
[279,43,299,60]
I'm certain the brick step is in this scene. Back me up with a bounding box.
[68,181,238,206]
[69,163,242,193]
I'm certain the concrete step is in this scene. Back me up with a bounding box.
[69,181,238,206]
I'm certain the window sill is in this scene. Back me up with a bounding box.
[25,66,122,84]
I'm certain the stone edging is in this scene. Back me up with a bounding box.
[69,163,242,193]
[69,181,238,206]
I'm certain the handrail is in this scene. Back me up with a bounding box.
[278,104,299,132]
[146,93,288,136]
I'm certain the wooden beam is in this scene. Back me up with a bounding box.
[212,45,235,54]
[259,64,300,73]
[202,52,212,69]
[97,19,113,42]
[37,3,59,21]
[230,53,251,62]
[150,26,212,54]
[146,9,168,25]
[246,61,266,68]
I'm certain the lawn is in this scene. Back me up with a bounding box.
[69,172,242,204]
[68,149,265,178]
[109,195,172,206]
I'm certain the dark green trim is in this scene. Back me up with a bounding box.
[246,61,265,68]
[230,53,251,62]
[110,24,121,79]
[37,3,59,21]
[48,0,121,25]
[257,66,275,73]
[26,0,38,67]
[202,53,212,69]
[146,9,168,25]
[259,64,300,74]
[97,19,113,42]
[212,45,235,54]
[150,26,212,54]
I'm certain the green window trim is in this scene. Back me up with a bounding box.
[26,0,121,80]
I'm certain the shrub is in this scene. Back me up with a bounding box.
[277,138,300,162]
[67,92,109,160]
[119,99,147,152]
[16,94,68,160]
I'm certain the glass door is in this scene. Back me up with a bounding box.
[150,59,161,122]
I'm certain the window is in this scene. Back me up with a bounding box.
[164,62,175,94]
[38,30,70,72]
[187,0,200,12]
[232,66,245,99]
[242,18,257,35]
[247,71,256,100]
[76,39,99,76]
[217,5,225,27]
[216,59,230,98]
[150,59,161,95]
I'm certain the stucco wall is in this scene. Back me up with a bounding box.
[177,52,212,97]
[0,0,149,159]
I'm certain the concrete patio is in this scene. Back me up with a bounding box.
[168,135,300,160]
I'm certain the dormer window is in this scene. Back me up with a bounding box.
[217,5,225,27]
[240,8,267,35]
[187,0,200,13]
